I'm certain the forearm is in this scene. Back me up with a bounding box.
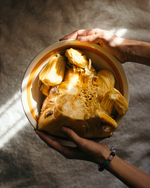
[120,39,150,66]
[105,155,150,188]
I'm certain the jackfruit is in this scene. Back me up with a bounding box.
[38,48,128,139]
[39,54,66,86]
[95,109,118,132]
[64,68,82,87]
[40,83,51,96]
[65,48,89,68]
[101,88,128,115]
[93,69,115,101]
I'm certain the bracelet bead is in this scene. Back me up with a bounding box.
[104,160,110,166]
[98,147,117,172]
[110,146,115,150]
[108,154,114,161]
[110,146,117,153]
[111,149,117,153]
[110,151,115,157]
[98,163,107,171]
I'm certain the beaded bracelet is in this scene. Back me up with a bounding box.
[98,146,117,172]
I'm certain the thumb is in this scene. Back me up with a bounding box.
[61,127,82,147]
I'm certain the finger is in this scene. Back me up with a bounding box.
[59,28,100,41]
[61,127,107,155]
[59,29,87,41]
[77,29,115,43]
[61,127,87,149]
[36,130,83,159]
[60,28,103,41]
[77,33,102,44]
[36,130,63,150]
[75,29,100,36]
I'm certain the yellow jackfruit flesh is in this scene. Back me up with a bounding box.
[93,69,115,101]
[97,69,115,90]
[39,54,66,86]
[64,68,82,87]
[100,94,114,115]
[101,88,128,115]
[38,48,128,139]
[65,48,89,68]
[40,83,51,96]
[112,88,128,115]
[95,109,118,132]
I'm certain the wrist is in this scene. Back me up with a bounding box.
[118,39,150,65]
[96,146,110,165]
[121,39,141,62]
[108,37,129,63]
[97,146,117,172]
[115,38,130,63]
[115,38,141,63]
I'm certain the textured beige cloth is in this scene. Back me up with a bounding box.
[0,0,150,187]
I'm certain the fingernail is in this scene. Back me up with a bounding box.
[78,36,85,41]
[61,126,67,133]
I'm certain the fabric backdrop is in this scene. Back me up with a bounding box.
[0,0,150,187]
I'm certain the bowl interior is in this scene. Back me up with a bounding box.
[22,40,129,146]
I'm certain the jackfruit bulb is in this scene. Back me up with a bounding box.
[39,54,66,86]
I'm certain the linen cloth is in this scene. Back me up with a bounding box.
[0,0,150,187]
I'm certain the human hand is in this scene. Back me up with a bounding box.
[36,127,110,165]
[60,28,127,63]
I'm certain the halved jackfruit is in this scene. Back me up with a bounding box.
[38,48,128,139]
[38,92,113,138]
